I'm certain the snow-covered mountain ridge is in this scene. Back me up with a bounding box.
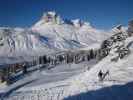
[0,11,117,58]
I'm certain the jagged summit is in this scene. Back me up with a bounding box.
[43,11,57,17]
[71,19,84,27]
[33,11,93,28]
[71,19,91,28]
[111,24,127,35]
[33,11,63,27]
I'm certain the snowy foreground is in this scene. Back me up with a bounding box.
[1,49,133,100]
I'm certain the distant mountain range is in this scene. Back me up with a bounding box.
[0,11,129,57]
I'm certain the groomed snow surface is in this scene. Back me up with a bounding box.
[1,48,133,100]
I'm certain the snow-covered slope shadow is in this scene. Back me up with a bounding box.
[0,79,37,99]
[64,81,133,100]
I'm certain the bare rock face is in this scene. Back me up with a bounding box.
[42,11,62,24]
[43,12,57,23]
[128,20,133,36]
[33,11,63,28]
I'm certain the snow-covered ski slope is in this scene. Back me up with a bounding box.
[4,36,133,100]
[1,61,96,100]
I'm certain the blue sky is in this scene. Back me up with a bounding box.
[0,0,132,29]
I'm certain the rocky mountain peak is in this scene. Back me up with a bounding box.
[128,19,133,36]
[33,11,62,27]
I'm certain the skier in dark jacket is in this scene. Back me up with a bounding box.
[98,70,109,81]
[98,70,103,81]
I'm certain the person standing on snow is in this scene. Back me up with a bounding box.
[98,70,109,81]
[98,70,103,81]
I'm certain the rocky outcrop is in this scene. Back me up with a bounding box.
[98,24,131,61]
[128,20,133,36]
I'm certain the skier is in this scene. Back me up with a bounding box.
[23,63,27,74]
[98,70,109,81]
[98,70,103,81]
